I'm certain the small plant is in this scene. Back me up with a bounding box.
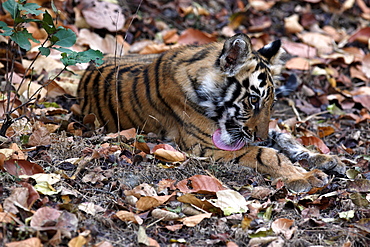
[0,0,103,137]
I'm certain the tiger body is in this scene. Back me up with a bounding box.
[78,34,345,192]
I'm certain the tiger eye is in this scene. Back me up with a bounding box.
[249,95,259,105]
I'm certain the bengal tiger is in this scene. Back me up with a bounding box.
[78,33,345,192]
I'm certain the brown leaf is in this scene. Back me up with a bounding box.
[179,213,212,227]
[165,224,183,231]
[30,207,61,227]
[348,27,370,44]
[151,208,180,221]
[271,218,296,240]
[106,128,136,139]
[80,0,125,32]
[124,183,157,198]
[27,127,51,146]
[362,54,370,79]
[136,194,174,211]
[0,212,14,223]
[317,126,335,138]
[298,136,330,154]
[285,57,310,70]
[5,237,42,247]
[3,187,29,214]
[176,175,226,194]
[4,159,44,176]
[178,28,217,45]
[347,179,370,192]
[282,40,317,59]
[298,32,334,54]
[153,148,186,163]
[116,211,143,224]
[177,193,221,213]
[284,14,304,33]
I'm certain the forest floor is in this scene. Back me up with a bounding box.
[1,0,370,246]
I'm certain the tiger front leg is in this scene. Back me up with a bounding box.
[213,146,329,192]
[268,129,346,175]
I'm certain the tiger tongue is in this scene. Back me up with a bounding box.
[212,129,246,151]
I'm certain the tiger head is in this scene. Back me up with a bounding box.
[198,33,285,151]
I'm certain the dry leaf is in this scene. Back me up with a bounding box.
[153,148,185,163]
[285,57,310,70]
[282,40,317,58]
[298,136,330,154]
[80,0,125,32]
[298,32,334,54]
[176,175,226,194]
[27,126,51,146]
[124,183,157,198]
[284,14,304,33]
[178,28,217,45]
[151,208,180,221]
[165,224,183,231]
[30,207,61,227]
[348,27,370,44]
[317,126,335,138]
[3,187,29,214]
[4,159,44,176]
[136,194,174,211]
[179,213,212,227]
[271,218,296,239]
[116,211,143,224]
[177,193,220,213]
[5,237,42,247]
[0,212,14,223]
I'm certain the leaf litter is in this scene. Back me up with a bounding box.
[0,0,370,246]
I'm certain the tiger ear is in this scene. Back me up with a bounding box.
[217,33,252,76]
[258,40,284,65]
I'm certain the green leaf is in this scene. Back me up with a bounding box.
[41,10,57,34]
[0,21,13,36]
[39,47,50,56]
[11,29,39,51]
[54,28,76,47]
[21,3,43,16]
[51,0,59,14]
[55,48,103,67]
[3,0,19,20]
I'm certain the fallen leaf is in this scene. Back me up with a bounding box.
[165,224,183,231]
[3,187,29,214]
[153,148,185,163]
[27,127,51,146]
[151,208,180,221]
[177,194,221,213]
[116,210,143,224]
[80,0,125,32]
[5,237,42,247]
[317,126,335,138]
[286,57,310,70]
[298,32,334,54]
[298,136,330,154]
[178,28,217,45]
[179,213,212,227]
[284,14,304,33]
[211,190,248,215]
[78,202,105,216]
[176,175,226,194]
[4,159,44,176]
[30,207,61,227]
[348,27,370,44]
[124,183,157,198]
[271,218,296,240]
[347,179,370,192]
[68,235,87,247]
[282,40,317,58]
[0,212,14,223]
[136,194,174,211]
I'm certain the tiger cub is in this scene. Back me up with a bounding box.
[78,33,345,192]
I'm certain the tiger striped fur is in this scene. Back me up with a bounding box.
[78,33,345,192]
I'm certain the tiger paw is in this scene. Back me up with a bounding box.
[283,169,329,193]
[307,154,346,175]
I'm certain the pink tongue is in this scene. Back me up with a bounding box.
[212,129,245,151]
